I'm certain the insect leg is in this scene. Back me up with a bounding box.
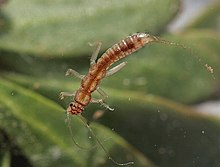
[97,87,108,100]
[94,87,114,111]
[60,91,76,100]
[65,69,84,79]
[90,98,114,111]
[89,41,102,66]
[106,62,127,77]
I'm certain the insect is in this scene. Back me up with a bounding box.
[60,32,159,114]
[60,32,190,166]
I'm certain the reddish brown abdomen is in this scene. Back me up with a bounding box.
[97,34,145,69]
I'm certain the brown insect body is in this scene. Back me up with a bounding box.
[67,33,158,115]
[62,32,193,166]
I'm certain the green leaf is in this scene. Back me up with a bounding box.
[0,78,156,167]
[185,2,220,31]
[98,91,220,167]
[1,1,220,167]
[3,72,220,167]
[0,0,179,57]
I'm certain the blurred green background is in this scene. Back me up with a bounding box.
[0,0,220,167]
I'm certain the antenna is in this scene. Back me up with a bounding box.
[65,112,97,150]
[78,114,134,166]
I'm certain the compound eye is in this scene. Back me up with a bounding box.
[69,102,74,107]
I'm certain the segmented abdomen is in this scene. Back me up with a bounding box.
[74,33,156,106]
[97,33,152,69]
